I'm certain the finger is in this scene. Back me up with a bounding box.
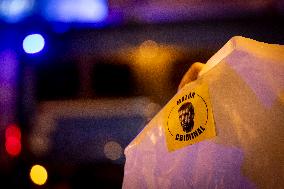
[178,62,205,91]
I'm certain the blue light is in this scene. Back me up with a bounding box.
[44,0,108,23]
[23,34,45,54]
[0,0,34,23]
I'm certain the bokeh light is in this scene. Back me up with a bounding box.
[5,136,21,156]
[30,165,48,185]
[5,124,21,139]
[139,40,159,59]
[44,0,108,23]
[0,0,34,23]
[104,141,122,161]
[23,34,45,54]
[5,124,21,157]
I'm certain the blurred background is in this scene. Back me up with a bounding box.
[0,0,284,188]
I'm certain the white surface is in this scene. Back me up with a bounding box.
[123,36,284,189]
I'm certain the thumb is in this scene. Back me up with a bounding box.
[178,62,205,91]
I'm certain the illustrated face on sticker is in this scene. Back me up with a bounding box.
[178,102,195,133]
[163,84,216,152]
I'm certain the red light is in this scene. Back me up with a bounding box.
[5,124,21,157]
[5,124,21,139]
[5,136,21,156]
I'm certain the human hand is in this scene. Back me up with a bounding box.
[178,62,205,91]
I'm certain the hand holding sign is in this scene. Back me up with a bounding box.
[178,62,205,90]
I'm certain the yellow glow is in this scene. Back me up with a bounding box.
[30,164,48,185]
[279,91,284,104]
[139,40,159,59]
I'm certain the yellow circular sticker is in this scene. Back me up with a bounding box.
[163,84,216,151]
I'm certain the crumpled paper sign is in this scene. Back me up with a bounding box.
[123,36,284,189]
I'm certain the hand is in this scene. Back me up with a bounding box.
[178,62,205,91]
